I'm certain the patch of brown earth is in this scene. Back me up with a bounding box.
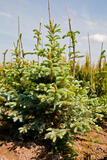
[0,141,60,160]
[0,128,106,160]
[0,143,18,160]
[73,129,107,160]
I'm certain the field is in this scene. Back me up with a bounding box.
[0,1,107,159]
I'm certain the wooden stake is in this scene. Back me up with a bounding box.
[64,0,70,19]
[101,42,103,53]
[64,0,76,79]
[20,34,24,58]
[18,16,25,58]
[48,0,51,24]
[64,0,71,60]
[37,22,42,65]
[88,33,92,89]
[18,16,20,39]
[99,42,104,74]
[18,16,21,58]
[68,18,76,80]
[3,55,5,66]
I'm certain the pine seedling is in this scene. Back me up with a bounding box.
[63,0,82,79]
[33,22,42,64]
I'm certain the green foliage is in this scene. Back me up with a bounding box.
[97,96,107,117]
[0,20,106,159]
[76,53,107,97]
[62,17,83,80]
[94,51,107,96]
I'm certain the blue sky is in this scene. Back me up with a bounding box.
[0,0,107,64]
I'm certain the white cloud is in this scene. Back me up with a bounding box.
[90,34,107,42]
[81,34,107,42]
[0,11,12,18]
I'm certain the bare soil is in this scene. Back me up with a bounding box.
[73,129,107,160]
[0,121,106,160]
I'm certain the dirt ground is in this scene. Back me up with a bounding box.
[0,122,106,160]
[73,128,107,160]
